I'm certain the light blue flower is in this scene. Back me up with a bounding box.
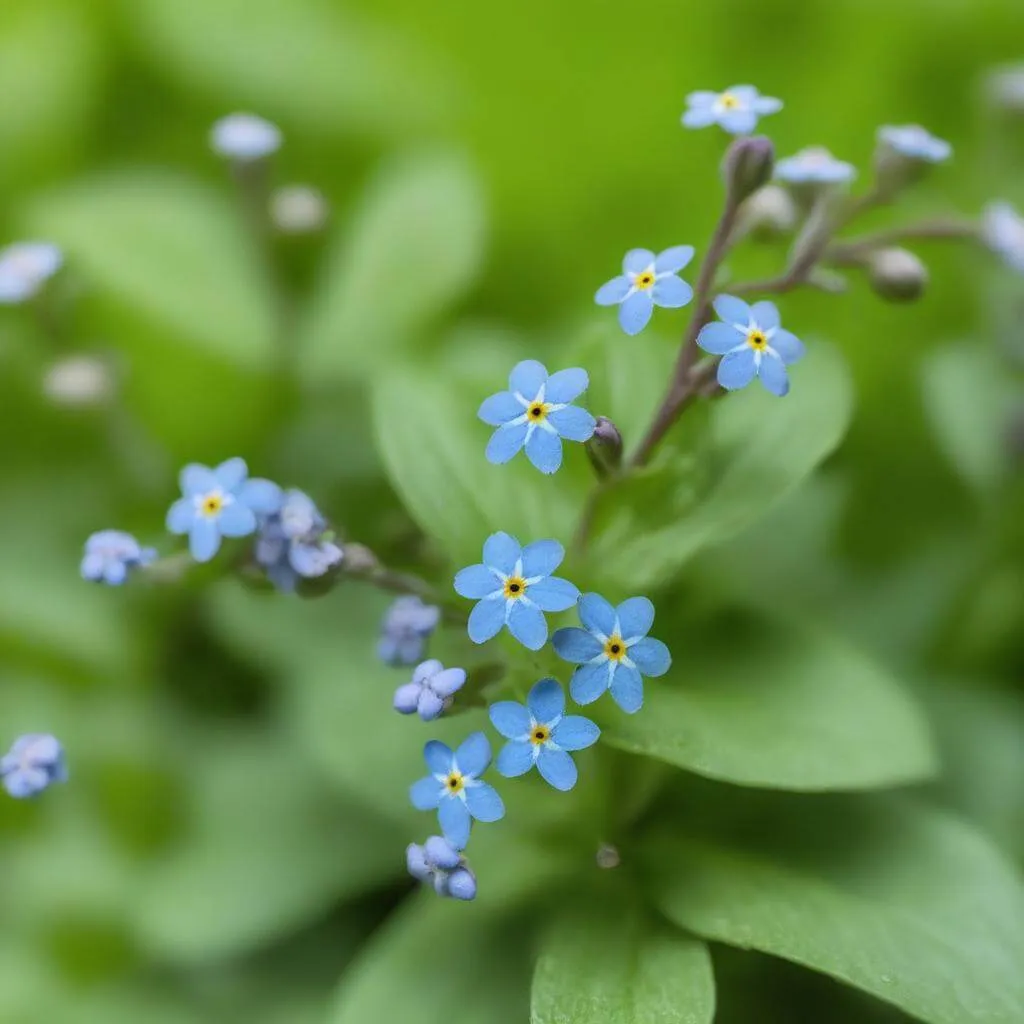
[1,734,67,799]
[0,242,62,304]
[80,530,157,585]
[489,679,600,791]
[479,360,596,474]
[682,85,783,135]
[166,458,282,563]
[409,733,505,849]
[210,113,281,160]
[775,147,856,185]
[877,124,951,164]
[406,835,477,901]
[595,246,695,336]
[454,532,579,651]
[394,659,467,722]
[696,294,805,397]
[983,201,1024,273]
[378,595,441,666]
[552,594,671,714]
[254,489,343,592]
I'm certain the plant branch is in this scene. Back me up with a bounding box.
[825,218,979,264]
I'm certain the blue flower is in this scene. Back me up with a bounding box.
[775,147,856,185]
[0,242,62,304]
[210,113,281,160]
[595,246,695,336]
[983,201,1024,273]
[877,124,951,164]
[552,594,672,714]
[682,86,783,135]
[166,458,282,563]
[254,489,343,592]
[378,595,441,666]
[454,532,579,651]
[409,733,505,849]
[80,530,157,585]
[696,295,805,397]
[479,360,596,474]
[489,679,600,791]
[406,835,477,901]
[1,734,67,799]
[394,659,467,722]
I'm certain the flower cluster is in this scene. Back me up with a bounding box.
[2,734,67,799]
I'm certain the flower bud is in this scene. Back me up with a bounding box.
[985,64,1024,114]
[721,135,775,204]
[735,184,798,240]
[585,415,623,476]
[340,542,380,575]
[43,354,114,407]
[596,843,621,869]
[270,185,329,235]
[868,247,928,302]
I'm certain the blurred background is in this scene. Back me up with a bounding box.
[1,0,1023,1021]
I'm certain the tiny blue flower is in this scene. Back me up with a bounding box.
[210,113,281,160]
[406,835,477,901]
[80,530,157,585]
[696,295,805,397]
[378,595,442,666]
[394,659,467,722]
[166,458,282,563]
[0,242,62,304]
[552,594,672,714]
[409,732,505,849]
[254,489,343,592]
[595,246,695,336]
[479,360,596,474]
[1,734,67,799]
[775,147,856,185]
[682,85,783,135]
[489,679,600,792]
[983,201,1024,273]
[454,532,579,651]
[877,124,951,164]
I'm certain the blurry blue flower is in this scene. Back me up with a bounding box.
[378,595,441,666]
[407,835,477,901]
[682,86,783,135]
[489,679,600,791]
[696,294,805,397]
[210,113,281,160]
[454,532,579,651]
[775,147,856,185]
[1,734,67,799]
[877,124,951,164]
[479,360,596,474]
[80,530,157,585]
[552,594,672,714]
[983,201,1024,273]
[166,458,282,563]
[394,659,467,721]
[595,246,695,336]
[409,733,505,849]
[0,242,62,304]
[254,489,343,592]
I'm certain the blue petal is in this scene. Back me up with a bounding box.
[545,367,589,404]
[623,248,655,274]
[682,107,719,128]
[410,776,443,810]
[468,598,506,644]
[720,108,758,134]
[238,478,283,515]
[424,740,453,775]
[454,564,501,599]
[537,747,578,791]
[527,678,564,724]
[652,276,693,309]
[552,627,603,663]
[527,576,579,612]
[698,321,743,356]
[489,701,531,739]
[749,300,780,331]
[214,457,248,492]
[525,426,563,474]
[726,85,758,102]
[686,90,719,107]
[520,538,564,578]
[717,348,758,391]
[713,294,751,326]
[289,541,341,577]
[770,328,805,365]
[447,868,477,900]
[578,592,616,636]
[483,532,521,574]
[753,95,783,115]
[438,798,471,849]
[166,497,195,534]
[80,552,105,581]
[595,275,631,306]
[610,664,645,714]
[551,715,600,751]
[618,290,654,335]
[547,405,596,443]
[655,245,695,274]
[179,463,217,497]
[406,843,429,879]
[616,596,655,640]
[188,518,221,562]
[414,659,444,684]
[757,353,790,397]
[455,731,491,777]
[478,390,525,426]
[425,835,462,868]
[393,682,421,714]
[570,661,611,704]
[629,637,672,677]
[496,739,534,777]
[486,422,528,465]
[103,560,127,586]
[465,781,505,822]
[417,690,444,721]
[507,600,548,650]
[431,668,466,698]
[217,502,257,538]
[509,359,548,399]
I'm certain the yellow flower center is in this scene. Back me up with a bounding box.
[503,576,527,599]
[604,635,626,662]
[200,493,224,517]
[719,92,740,110]
[445,771,464,795]
[634,271,655,291]
[530,724,551,746]
[746,329,768,351]
[527,402,551,422]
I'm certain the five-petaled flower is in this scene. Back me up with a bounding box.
[479,360,596,474]
[489,679,600,791]
[0,242,62,304]
[210,113,282,160]
[1,734,67,799]
[552,594,671,714]
[80,530,157,586]
[454,532,579,651]
[166,458,283,563]
[407,835,477,901]
[697,295,805,397]
[596,246,695,336]
[877,125,952,164]
[254,489,343,592]
[982,201,1024,273]
[682,86,782,135]
[410,733,505,849]
[378,595,442,666]
[394,659,467,722]
[775,147,856,185]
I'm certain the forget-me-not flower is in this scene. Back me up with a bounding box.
[80,530,157,585]
[0,242,62,304]
[378,595,441,666]
[696,295,805,397]
[210,113,282,160]
[489,679,600,791]
[983,201,1024,273]
[410,732,505,849]
[166,458,282,563]
[595,246,695,336]
[394,659,467,722]
[407,835,477,900]
[254,489,342,592]
[775,147,856,185]
[682,86,783,135]
[454,532,578,651]
[479,360,596,474]
[2,734,67,799]
[553,594,671,714]
[877,125,951,164]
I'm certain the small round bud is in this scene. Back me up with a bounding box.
[868,247,928,303]
[985,64,1024,113]
[721,135,775,203]
[736,184,798,239]
[270,185,329,235]
[210,113,281,161]
[43,355,114,407]
[340,542,380,575]
[585,415,623,477]
[596,843,621,869]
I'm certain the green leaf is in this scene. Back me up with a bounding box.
[603,613,936,791]
[531,905,714,1024]
[648,795,1024,1024]
[300,154,486,384]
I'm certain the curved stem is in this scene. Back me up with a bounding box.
[825,218,979,263]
